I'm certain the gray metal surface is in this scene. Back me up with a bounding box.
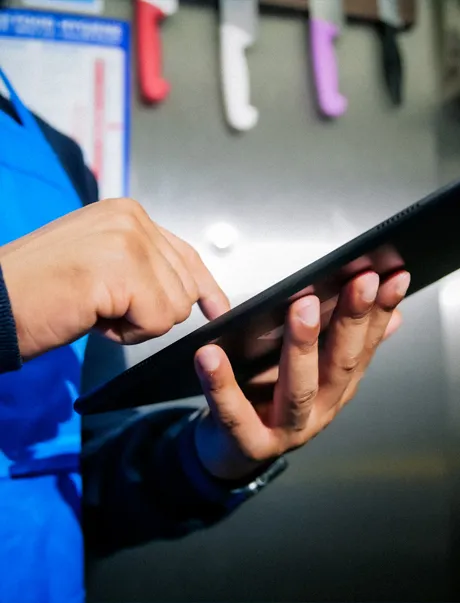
[86,1,455,601]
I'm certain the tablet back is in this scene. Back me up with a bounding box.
[75,179,460,415]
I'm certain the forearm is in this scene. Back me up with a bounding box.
[82,405,287,556]
[0,264,22,374]
[82,405,239,555]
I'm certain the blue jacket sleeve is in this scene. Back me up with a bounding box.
[0,264,22,374]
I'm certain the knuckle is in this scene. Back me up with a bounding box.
[159,313,175,335]
[109,197,139,213]
[349,311,371,326]
[186,278,199,302]
[114,196,141,214]
[111,198,146,229]
[219,413,242,433]
[289,387,318,409]
[286,412,307,435]
[151,298,175,335]
[112,209,140,235]
[379,300,399,312]
[178,271,199,304]
[107,230,145,264]
[185,245,203,268]
[162,302,176,329]
[296,339,318,354]
[174,298,193,324]
[207,374,226,395]
[334,353,360,375]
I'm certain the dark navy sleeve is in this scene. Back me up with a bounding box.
[0,264,22,374]
[82,405,287,555]
[82,406,243,554]
[35,113,98,208]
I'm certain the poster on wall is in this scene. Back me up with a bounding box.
[0,9,130,199]
[22,0,104,15]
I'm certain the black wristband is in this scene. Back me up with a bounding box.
[0,264,22,373]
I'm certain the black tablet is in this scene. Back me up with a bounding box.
[75,179,460,415]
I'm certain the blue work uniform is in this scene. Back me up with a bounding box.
[0,67,86,603]
[0,66,287,603]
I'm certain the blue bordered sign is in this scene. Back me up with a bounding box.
[0,9,130,196]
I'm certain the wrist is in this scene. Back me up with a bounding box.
[193,410,268,482]
[178,410,288,509]
[0,251,93,360]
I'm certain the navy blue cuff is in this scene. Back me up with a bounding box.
[178,410,288,512]
[0,264,22,374]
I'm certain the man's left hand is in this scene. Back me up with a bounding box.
[193,270,409,482]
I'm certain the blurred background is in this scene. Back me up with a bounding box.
[4,0,460,600]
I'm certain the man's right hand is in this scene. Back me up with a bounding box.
[0,197,230,361]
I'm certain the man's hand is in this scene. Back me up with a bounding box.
[0,198,229,360]
[194,271,410,481]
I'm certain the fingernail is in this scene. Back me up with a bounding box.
[296,297,319,327]
[361,273,380,303]
[197,347,220,373]
[396,272,411,297]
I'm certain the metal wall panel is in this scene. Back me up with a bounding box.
[69,1,452,601]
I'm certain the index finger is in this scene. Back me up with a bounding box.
[159,227,230,320]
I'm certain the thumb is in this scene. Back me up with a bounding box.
[194,345,263,444]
